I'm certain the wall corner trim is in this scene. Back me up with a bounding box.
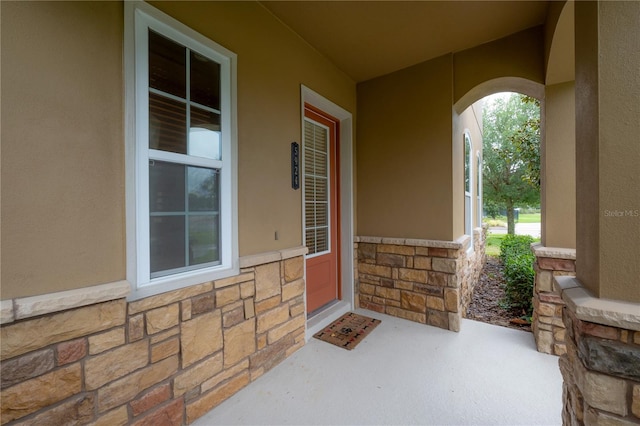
[7,280,131,322]
[0,300,14,324]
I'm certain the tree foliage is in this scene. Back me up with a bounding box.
[483,93,540,234]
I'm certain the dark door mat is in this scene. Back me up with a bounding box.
[313,312,381,350]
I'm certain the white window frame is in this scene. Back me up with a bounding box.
[464,131,474,252]
[125,1,238,300]
[477,151,483,227]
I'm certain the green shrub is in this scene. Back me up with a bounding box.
[499,234,535,316]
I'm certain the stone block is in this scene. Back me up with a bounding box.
[426,296,445,311]
[240,281,255,299]
[284,257,304,282]
[584,408,637,426]
[0,363,81,423]
[633,384,640,418]
[375,286,401,301]
[224,319,256,368]
[386,306,426,323]
[255,294,281,314]
[150,327,179,345]
[536,330,554,354]
[129,314,145,342]
[432,258,457,274]
[255,262,281,302]
[413,283,443,296]
[91,406,129,426]
[145,304,179,335]
[151,337,180,363]
[554,328,566,343]
[216,286,241,308]
[539,292,564,305]
[583,370,628,416]
[398,268,427,284]
[1,348,54,389]
[97,355,178,413]
[181,310,223,368]
[444,289,459,313]
[400,292,426,313]
[250,337,290,374]
[448,312,460,332]
[428,272,448,287]
[537,302,556,317]
[131,398,183,426]
[202,359,249,393]
[427,310,448,329]
[89,328,125,355]
[357,243,377,260]
[429,247,449,258]
[538,257,575,272]
[554,344,567,356]
[395,280,413,291]
[1,300,126,361]
[282,279,305,301]
[358,263,392,278]
[214,272,254,289]
[378,244,415,256]
[223,306,246,329]
[15,394,94,426]
[130,383,171,416]
[360,300,385,313]
[186,372,250,424]
[413,256,432,270]
[579,322,619,340]
[360,283,376,295]
[536,270,554,292]
[192,294,215,316]
[377,253,406,267]
[634,331,640,345]
[85,339,149,390]
[267,315,305,344]
[289,302,305,318]
[578,336,640,381]
[181,299,193,321]
[257,305,290,333]
[174,352,223,397]
[129,283,212,315]
[244,298,255,319]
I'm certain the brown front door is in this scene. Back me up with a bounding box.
[303,104,340,315]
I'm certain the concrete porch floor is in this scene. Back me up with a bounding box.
[194,309,562,425]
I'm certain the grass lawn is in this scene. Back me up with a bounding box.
[485,233,506,257]
[516,213,541,223]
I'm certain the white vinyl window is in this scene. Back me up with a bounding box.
[464,132,473,250]
[125,2,238,299]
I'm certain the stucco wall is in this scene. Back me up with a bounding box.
[356,54,454,241]
[575,0,640,302]
[544,82,576,249]
[1,1,356,299]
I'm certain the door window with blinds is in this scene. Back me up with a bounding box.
[304,119,330,256]
[128,2,237,296]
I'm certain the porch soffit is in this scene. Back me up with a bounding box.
[261,1,550,83]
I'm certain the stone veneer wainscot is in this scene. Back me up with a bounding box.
[354,227,486,332]
[0,247,307,425]
[531,244,577,356]
[555,276,640,425]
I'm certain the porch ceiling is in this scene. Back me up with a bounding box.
[261,1,550,83]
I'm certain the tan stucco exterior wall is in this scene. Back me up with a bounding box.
[454,26,545,108]
[1,2,126,300]
[575,0,640,302]
[544,82,576,249]
[356,54,454,241]
[1,1,356,299]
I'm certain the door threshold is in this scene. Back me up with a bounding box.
[305,300,351,341]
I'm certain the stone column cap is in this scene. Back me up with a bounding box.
[531,244,576,260]
[554,276,640,331]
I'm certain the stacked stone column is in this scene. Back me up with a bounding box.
[531,245,576,356]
